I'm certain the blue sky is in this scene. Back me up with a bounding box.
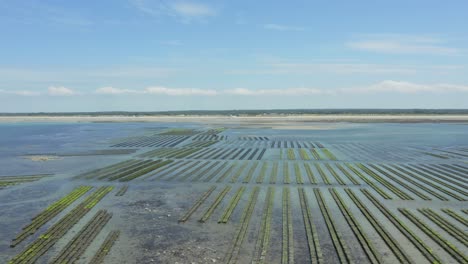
[1,0,467,112]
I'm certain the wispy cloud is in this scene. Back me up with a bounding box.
[0,89,40,96]
[94,81,468,96]
[0,66,177,84]
[226,88,327,96]
[347,34,461,55]
[160,40,182,46]
[263,24,305,31]
[0,1,93,26]
[95,86,326,96]
[146,86,217,95]
[3,81,468,97]
[226,57,466,75]
[343,80,468,94]
[228,81,468,95]
[267,63,416,74]
[131,0,216,22]
[85,67,176,78]
[95,87,137,95]
[95,86,218,96]
[227,63,438,75]
[48,86,76,96]
[172,2,216,17]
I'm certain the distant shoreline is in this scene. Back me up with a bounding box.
[1,114,468,124]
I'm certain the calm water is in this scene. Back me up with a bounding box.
[0,121,467,175]
[1,121,467,263]
[1,122,467,156]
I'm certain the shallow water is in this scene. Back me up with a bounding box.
[1,122,467,263]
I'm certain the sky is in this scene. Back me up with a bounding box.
[0,0,467,112]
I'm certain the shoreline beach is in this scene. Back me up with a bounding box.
[1,114,468,124]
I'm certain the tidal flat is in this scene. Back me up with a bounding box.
[1,121,467,263]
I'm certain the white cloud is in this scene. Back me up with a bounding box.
[95,87,138,95]
[0,89,40,96]
[93,81,468,96]
[48,86,76,96]
[226,87,327,96]
[226,81,468,95]
[203,82,463,96]
[95,86,325,96]
[4,81,468,98]
[344,80,468,94]
[15,90,41,96]
[263,24,304,31]
[145,86,217,95]
[95,86,218,96]
[347,34,460,55]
